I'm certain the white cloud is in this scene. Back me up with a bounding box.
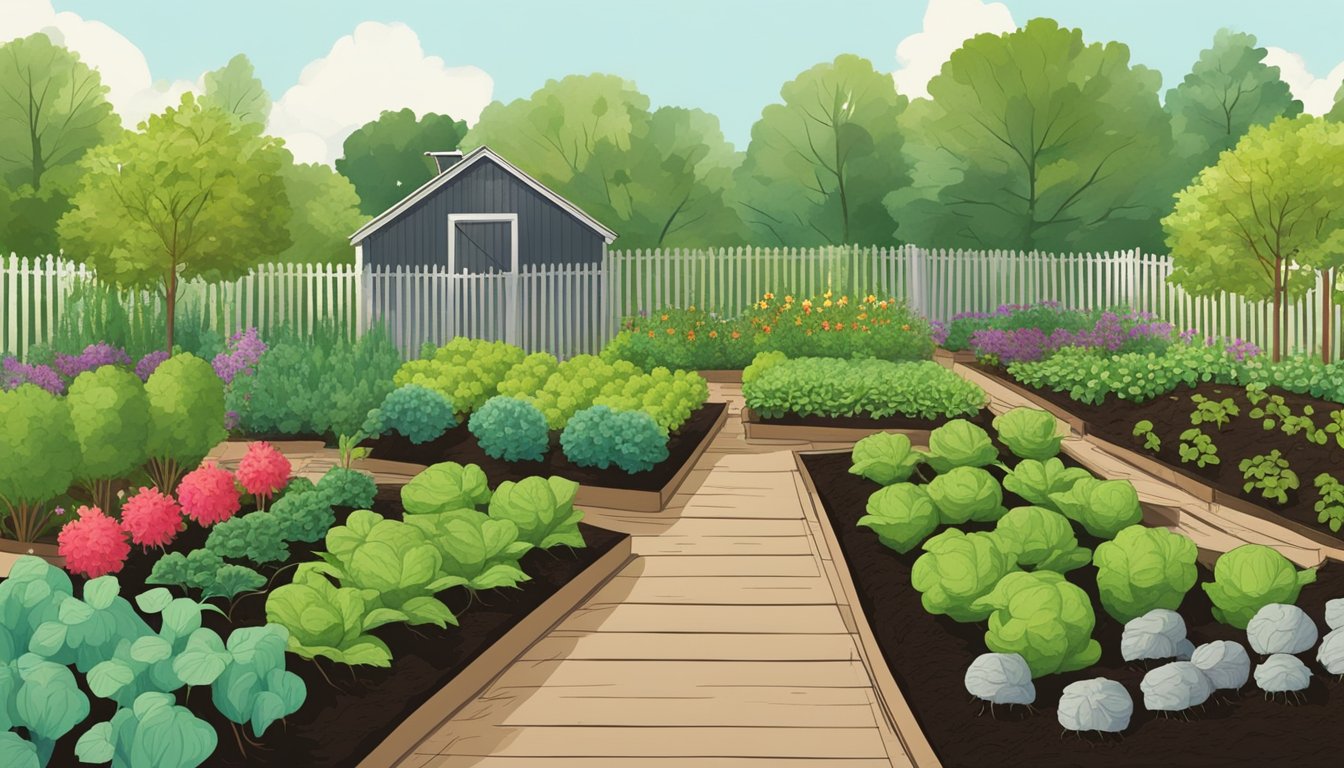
[268,22,493,165]
[1263,47,1344,115]
[893,0,1017,99]
[0,0,198,127]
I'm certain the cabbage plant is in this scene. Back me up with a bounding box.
[856,483,940,553]
[400,461,492,515]
[971,570,1102,677]
[993,506,1091,573]
[1201,544,1317,629]
[1002,458,1092,511]
[926,466,1006,524]
[1049,478,1142,539]
[993,407,1065,461]
[925,419,998,473]
[848,432,924,486]
[488,476,586,549]
[264,568,401,667]
[1093,525,1199,622]
[911,529,1016,622]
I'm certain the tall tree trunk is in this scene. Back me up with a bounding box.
[1324,268,1335,365]
[1271,256,1283,362]
[165,272,178,354]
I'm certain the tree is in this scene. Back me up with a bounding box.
[464,74,744,248]
[0,33,122,255]
[1163,116,1344,362]
[733,55,907,246]
[1328,81,1344,122]
[200,53,271,128]
[273,161,365,264]
[337,109,467,216]
[886,19,1173,252]
[58,93,291,351]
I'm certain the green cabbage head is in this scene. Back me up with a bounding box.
[1002,458,1092,512]
[993,506,1091,574]
[911,529,1016,622]
[971,570,1102,677]
[1093,525,1199,623]
[1049,478,1142,539]
[925,419,998,474]
[993,407,1065,461]
[926,466,1007,524]
[849,432,923,486]
[1201,544,1318,629]
[856,483,939,553]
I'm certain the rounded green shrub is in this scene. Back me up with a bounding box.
[144,353,226,472]
[469,396,550,462]
[560,406,670,474]
[315,467,377,511]
[366,384,456,444]
[66,365,151,491]
[0,384,79,541]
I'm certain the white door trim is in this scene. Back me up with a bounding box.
[447,213,520,345]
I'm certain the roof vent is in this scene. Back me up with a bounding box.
[426,150,464,174]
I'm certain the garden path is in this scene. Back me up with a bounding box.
[391,383,917,768]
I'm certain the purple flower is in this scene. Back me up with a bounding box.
[135,350,170,381]
[224,410,240,431]
[1,357,65,395]
[930,320,949,346]
[212,327,267,384]
[52,343,132,379]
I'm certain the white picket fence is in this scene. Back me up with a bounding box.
[3,246,1340,360]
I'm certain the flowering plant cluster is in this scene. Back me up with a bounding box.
[611,307,755,370]
[56,505,131,578]
[135,349,171,381]
[52,342,133,379]
[971,310,1174,364]
[212,327,267,384]
[1,355,66,394]
[234,441,293,509]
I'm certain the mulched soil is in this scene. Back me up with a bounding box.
[751,408,988,431]
[363,402,727,492]
[802,451,1344,768]
[975,363,1344,543]
[42,485,627,768]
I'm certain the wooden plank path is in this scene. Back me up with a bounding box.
[397,384,914,768]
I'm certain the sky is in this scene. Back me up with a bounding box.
[6,0,1343,164]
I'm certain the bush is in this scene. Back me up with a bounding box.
[592,367,708,432]
[66,365,151,503]
[469,396,550,462]
[560,406,669,474]
[496,352,559,398]
[743,356,985,421]
[315,467,376,510]
[971,570,1102,678]
[1202,544,1318,629]
[394,337,526,413]
[528,355,642,429]
[993,506,1091,573]
[365,384,457,444]
[270,485,337,543]
[606,307,757,371]
[1093,526,1199,623]
[234,441,292,506]
[144,353,227,490]
[205,511,290,564]
[0,383,79,542]
[745,291,934,360]
[911,528,1015,622]
[176,463,240,527]
[857,483,939,553]
[57,506,130,578]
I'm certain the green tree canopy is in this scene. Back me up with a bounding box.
[1328,81,1344,122]
[1163,116,1344,361]
[886,19,1173,252]
[732,54,907,246]
[200,53,271,128]
[57,93,291,351]
[464,74,744,248]
[273,160,365,264]
[337,108,467,216]
[0,33,122,255]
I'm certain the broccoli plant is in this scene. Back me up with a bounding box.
[1315,473,1344,533]
[1239,450,1300,505]
[1132,420,1161,452]
[1178,428,1220,468]
[1189,393,1239,430]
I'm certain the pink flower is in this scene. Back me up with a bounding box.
[121,487,184,549]
[58,506,131,578]
[177,463,241,526]
[235,442,292,506]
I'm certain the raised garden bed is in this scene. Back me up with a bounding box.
[932,347,976,368]
[800,450,1344,768]
[364,402,728,512]
[741,406,991,445]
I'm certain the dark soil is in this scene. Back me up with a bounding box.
[41,485,627,768]
[753,408,988,431]
[364,402,727,492]
[802,451,1344,768]
[978,363,1344,543]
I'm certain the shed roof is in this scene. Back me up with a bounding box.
[349,145,618,245]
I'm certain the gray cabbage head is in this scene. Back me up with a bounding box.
[1325,598,1344,631]
[1140,661,1213,711]
[1316,628,1344,676]
[1246,603,1318,655]
[1057,678,1133,733]
[1121,609,1190,662]
[1254,653,1312,693]
[964,652,1035,705]
[1190,640,1251,690]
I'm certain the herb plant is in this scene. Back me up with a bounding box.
[1189,393,1239,429]
[1239,450,1300,505]
[1132,419,1161,452]
[1178,428,1220,468]
[1314,473,1344,532]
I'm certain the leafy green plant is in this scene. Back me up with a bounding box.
[925,466,1007,524]
[741,350,788,386]
[971,570,1102,678]
[147,549,264,601]
[0,655,90,766]
[337,433,372,470]
[925,419,998,474]
[495,352,560,399]
[270,484,337,544]
[468,396,551,462]
[402,509,533,591]
[395,337,527,414]
[1239,450,1300,505]
[488,476,586,549]
[1177,428,1220,468]
[1132,419,1161,452]
[742,356,985,421]
[910,529,1016,622]
[856,483,939,554]
[593,367,708,432]
[1201,544,1317,629]
[144,353,227,491]
[993,506,1091,573]
[400,461,492,515]
[264,567,402,667]
[66,366,151,512]
[1048,478,1142,539]
[74,691,216,768]
[1092,525,1199,623]
[1001,458,1092,511]
[1248,392,1291,430]
[560,406,670,474]
[362,384,457,444]
[207,624,307,739]
[1277,403,1326,444]
[526,354,643,429]
[0,384,79,542]
[848,432,924,486]
[205,511,290,564]
[1188,393,1239,430]
[315,466,376,510]
[1313,473,1344,533]
[992,407,1065,461]
[1323,409,1344,449]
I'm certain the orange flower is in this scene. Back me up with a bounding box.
[804,306,813,315]
[708,330,718,339]
[805,329,813,336]
[764,292,775,300]
[666,327,676,335]
[784,295,795,304]
[838,296,849,307]
[823,290,833,299]
[878,300,889,310]
[801,299,812,309]
[901,324,910,331]
[794,317,803,326]
[647,330,656,338]
[763,325,772,334]
[823,299,833,308]
[757,300,769,310]
[660,313,669,321]
[821,320,831,330]
[835,322,845,331]
[687,330,696,340]
[865,294,876,304]
[731,330,741,340]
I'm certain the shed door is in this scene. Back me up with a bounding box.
[448,214,519,345]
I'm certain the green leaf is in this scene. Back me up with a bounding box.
[135,588,174,614]
[58,598,95,626]
[73,721,116,764]
[87,659,137,699]
[0,731,40,768]
[173,629,231,686]
[250,691,288,738]
[130,635,174,665]
[27,621,67,658]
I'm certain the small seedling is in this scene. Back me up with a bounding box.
[1324,410,1344,449]
[1315,473,1344,533]
[338,433,372,470]
[1178,428,1219,468]
[1249,393,1290,430]
[1189,394,1239,430]
[1245,384,1268,407]
[1132,419,1161,452]
[1239,450,1299,505]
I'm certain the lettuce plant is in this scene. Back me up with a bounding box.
[910,529,1016,622]
[395,337,527,414]
[264,568,401,667]
[207,625,307,738]
[1002,458,1092,511]
[993,506,1091,573]
[560,406,669,474]
[848,432,924,486]
[925,466,1006,524]
[488,476,586,549]
[400,461,492,515]
[856,483,939,554]
[1048,478,1142,539]
[593,367,708,433]
[468,396,551,462]
[402,510,533,591]
[74,691,216,768]
[971,570,1102,678]
[1093,525,1199,622]
[925,419,998,474]
[993,408,1065,461]
[1202,544,1318,629]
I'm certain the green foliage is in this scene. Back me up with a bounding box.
[560,406,670,474]
[264,567,400,667]
[926,467,1006,524]
[1189,393,1239,429]
[732,54,908,246]
[992,408,1065,461]
[496,353,559,399]
[742,350,789,386]
[228,323,400,437]
[314,466,376,511]
[143,354,227,478]
[608,310,756,371]
[0,732,38,768]
[1248,392,1291,429]
[848,432,924,486]
[204,511,290,564]
[592,367,708,433]
[971,570,1103,678]
[270,485,338,544]
[1314,474,1344,532]
[401,510,533,591]
[273,160,366,265]
[208,625,306,738]
[75,691,216,768]
[1239,450,1299,504]
[66,364,151,491]
[0,384,79,542]
[469,396,551,462]
[1048,478,1142,539]
[337,434,372,470]
[856,483,939,554]
[527,355,642,429]
[338,108,468,216]
[1178,428,1220,468]
[1201,544,1317,628]
[910,529,1016,622]
[1006,341,1246,405]
[364,384,457,444]
[199,53,270,127]
[1132,419,1161,452]
[924,419,997,474]
[1001,458,1093,512]
[742,357,985,421]
[993,506,1092,573]
[396,338,527,414]
[146,549,255,600]
[1093,525,1199,623]
[400,461,492,515]
[488,476,586,549]
[0,656,90,765]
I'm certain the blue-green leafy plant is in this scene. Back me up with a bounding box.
[363,384,457,444]
[468,396,550,462]
[74,691,217,768]
[910,529,1016,622]
[1202,544,1317,629]
[1189,393,1239,430]
[848,432,924,486]
[271,483,338,543]
[559,406,669,474]
[925,466,1007,524]
[992,407,1065,461]
[147,546,264,601]
[856,483,939,554]
[1132,419,1161,452]
[0,655,90,766]
[993,506,1091,573]
[1239,450,1299,505]
[315,466,376,510]
[1315,473,1344,533]
[971,570,1102,678]
[1092,525,1198,622]
[924,419,998,473]
[205,511,290,564]
[1048,477,1142,539]
[400,461,492,515]
[207,624,307,738]
[488,476,586,549]
[1178,428,1219,467]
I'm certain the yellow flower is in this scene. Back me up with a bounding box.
[901,324,910,331]
[794,317,802,325]
[801,299,812,309]
[858,312,868,320]
[823,299,833,308]
[865,294,876,304]
[688,305,696,312]
[758,300,769,310]
[823,290,833,299]
[784,295,794,304]
[660,313,669,321]
[764,292,775,300]
[838,296,849,307]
